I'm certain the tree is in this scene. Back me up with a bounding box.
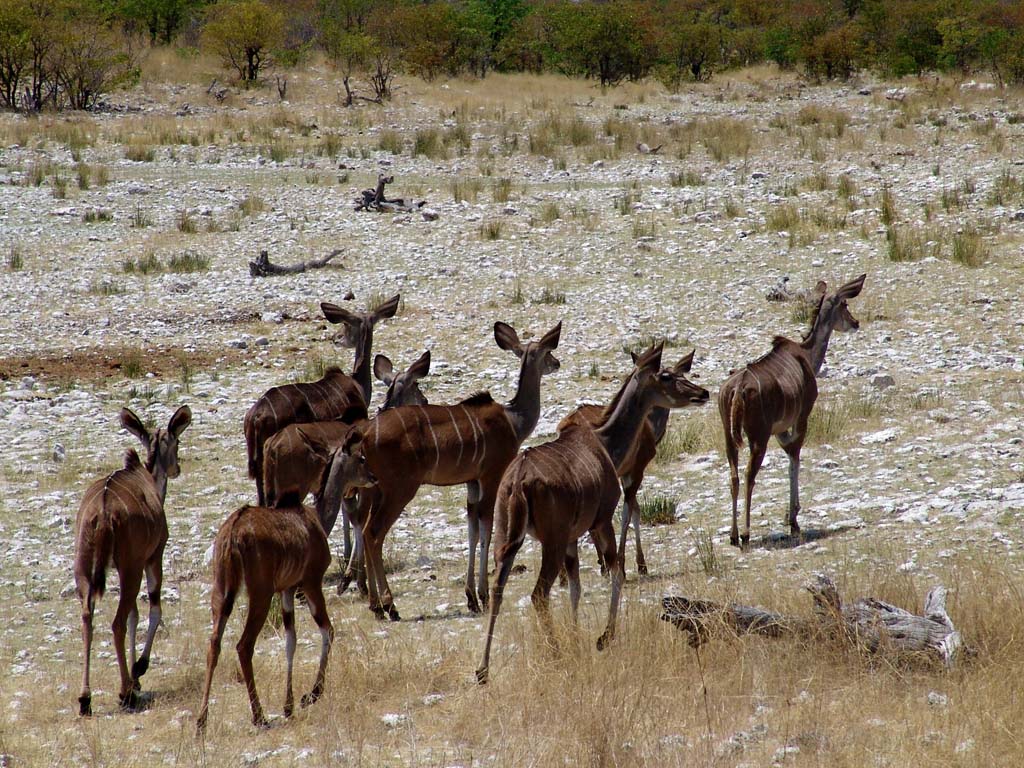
[202,0,284,83]
[55,7,140,109]
[116,0,202,45]
[0,0,31,108]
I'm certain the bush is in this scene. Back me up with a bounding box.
[202,0,285,83]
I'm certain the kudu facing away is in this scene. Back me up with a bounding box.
[74,405,192,715]
[196,430,375,732]
[349,321,562,620]
[243,294,399,505]
[719,273,866,547]
[261,350,430,560]
[476,344,709,683]
[559,349,697,576]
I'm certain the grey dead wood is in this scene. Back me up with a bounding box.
[248,248,344,277]
[660,574,964,667]
[354,174,426,213]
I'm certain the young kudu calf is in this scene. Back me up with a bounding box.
[476,344,709,683]
[74,405,192,715]
[718,273,866,547]
[244,294,399,505]
[559,349,696,576]
[261,350,430,560]
[196,430,375,732]
[350,321,562,620]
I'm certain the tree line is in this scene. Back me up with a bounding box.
[2,0,1023,111]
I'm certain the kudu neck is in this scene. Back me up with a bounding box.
[505,357,544,444]
[595,375,652,469]
[148,459,169,506]
[351,327,374,406]
[803,310,837,376]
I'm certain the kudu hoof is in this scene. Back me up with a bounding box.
[131,656,150,680]
[283,703,294,718]
[475,666,489,685]
[336,578,350,596]
[119,689,143,712]
[466,591,481,615]
[596,631,614,651]
[78,694,92,717]
[386,604,401,622]
[252,714,271,730]
[740,534,750,548]
[301,685,323,708]
[637,562,649,576]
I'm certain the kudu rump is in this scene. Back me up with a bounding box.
[74,405,192,715]
[719,274,866,546]
[477,343,709,682]
[347,321,562,620]
[244,294,399,505]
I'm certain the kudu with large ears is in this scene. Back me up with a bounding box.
[74,404,191,716]
[559,348,698,576]
[374,349,430,412]
[346,320,562,620]
[476,343,709,683]
[719,273,866,547]
[244,293,398,505]
[197,430,376,733]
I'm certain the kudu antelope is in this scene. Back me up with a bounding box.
[244,294,399,505]
[196,430,375,732]
[261,350,430,560]
[476,344,709,683]
[74,405,192,716]
[559,349,696,575]
[348,321,562,620]
[719,273,866,547]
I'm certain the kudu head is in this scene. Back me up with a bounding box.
[494,320,562,377]
[374,350,431,411]
[331,429,378,500]
[120,405,192,480]
[809,274,866,334]
[320,293,401,350]
[632,344,710,410]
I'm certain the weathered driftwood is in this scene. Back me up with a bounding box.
[354,174,425,213]
[661,574,964,667]
[249,249,342,277]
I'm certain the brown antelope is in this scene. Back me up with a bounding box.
[74,405,192,716]
[476,344,709,683]
[244,294,399,505]
[196,430,375,732]
[261,350,430,560]
[349,321,562,620]
[719,273,866,547]
[559,349,696,576]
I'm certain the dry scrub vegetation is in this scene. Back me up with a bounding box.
[1,54,1023,766]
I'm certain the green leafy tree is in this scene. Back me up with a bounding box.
[116,0,202,44]
[56,3,140,109]
[0,0,31,108]
[202,0,285,83]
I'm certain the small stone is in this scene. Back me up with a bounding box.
[421,208,439,221]
[228,339,248,350]
[260,311,283,324]
[254,337,269,347]
[871,374,896,390]
[53,443,66,463]
[927,691,948,708]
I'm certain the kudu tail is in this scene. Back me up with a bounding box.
[211,519,245,614]
[728,391,745,448]
[495,479,529,565]
[81,510,115,602]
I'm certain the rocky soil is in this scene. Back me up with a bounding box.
[0,67,1022,764]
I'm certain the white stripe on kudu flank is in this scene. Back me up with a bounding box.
[447,409,465,464]
[419,407,440,470]
[460,406,481,465]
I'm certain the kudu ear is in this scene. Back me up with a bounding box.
[634,341,664,372]
[168,405,192,438]
[373,354,395,385]
[371,293,401,323]
[321,301,359,326]
[629,350,640,365]
[835,273,866,300]
[341,427,364,455]
[539,321,562,350]
[120,408,150,444]
[406,349,431,380]
[674,349,695,374]
[494,322,524,356]
[811,280,827,300]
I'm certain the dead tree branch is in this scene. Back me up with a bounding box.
[249,249,343,278]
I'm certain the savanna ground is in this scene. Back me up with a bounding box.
[0,51,1023,766]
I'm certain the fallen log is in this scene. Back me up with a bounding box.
[355,174,426,213]
[661,574,964,667]
[249,248,343,277]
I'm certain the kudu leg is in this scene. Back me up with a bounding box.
[627,485,648,576]
[113,567,144,710]
[471,480,499,613]
[531,545,562,646]
[476,540,524,685]
[281,590,296,718]
[778,432,804,537]
[593,520,624,651]
[363,529,399,621]
[196,588,235,734]
[237,589,273,728]
[133,557,163,684]
[742,442,768,547]
[78,585,96,716]
[724,439,742,547]
[564,540,581,624]
[300,577,333,708]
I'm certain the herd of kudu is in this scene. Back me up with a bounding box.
[72,273,866,729]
